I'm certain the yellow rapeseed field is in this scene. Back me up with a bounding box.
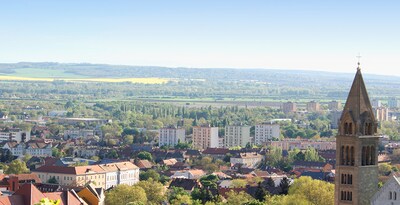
[0,76,169,84]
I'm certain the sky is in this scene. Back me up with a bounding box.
[0,1,400,76]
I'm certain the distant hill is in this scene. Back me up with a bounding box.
[0,62,399,100]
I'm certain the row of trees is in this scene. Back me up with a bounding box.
[105,176,334,205]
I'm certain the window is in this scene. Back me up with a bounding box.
[390,192,393,200]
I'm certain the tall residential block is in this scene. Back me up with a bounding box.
[335,64,379,205]
[307,101,320,112]
[224,125,251,148]
[374,107,389,122]
[281,102,297,114]
[388,98,400,108]
[192,126,219,150]
[329,100,342,111]
[255,123,280,145]
[158,126,185,147]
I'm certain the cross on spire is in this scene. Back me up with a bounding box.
[356,53,362,70]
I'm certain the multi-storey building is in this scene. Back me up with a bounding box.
[328,100,342,111]
[388,98,400,108]
[281,102,297,114]
[192,126,219,150]
[3,141,52,157]
[307,101,320,112]
[255,123,280,145]
[33,161,139,189]
[330,110,342,129]
[0,129,30,143]
[224,125,251,148]
[269,138,336,151]
[158,126,185,147]
[374,107,389,122]
[230,152,263,168]
[371,99,381,108]
[63,129,95,140]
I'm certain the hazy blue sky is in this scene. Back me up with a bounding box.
[0,1,399,75]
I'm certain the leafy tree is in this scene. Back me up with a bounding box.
[168,187,190,203]
[52,147,64,158]
[379,163,393,176]
[5,160,29,174]
[191,188,218,204]
[254,182,269,201]
[139,169,160,181]
[137,151,153,161]
[35,198,61,205]
[105,184,147,205]
[171,194,193,205]
[135,179,166,205]
[279,177,290,195]
[48,176,58,184]
[231,179,247,188]
[225,190,253,205]
[288,176,334,205]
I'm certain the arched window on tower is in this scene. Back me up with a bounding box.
[344,123,348,135]
[371,146,375,165]
[366,146,371,165]
[346,146,350,165]
[350,146,355,166]
[390,192,393,200]
[341,146,345,165]
[349,123,353,134]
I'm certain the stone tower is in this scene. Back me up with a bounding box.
[334,64,379,205]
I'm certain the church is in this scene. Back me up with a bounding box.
[335,63,379,205]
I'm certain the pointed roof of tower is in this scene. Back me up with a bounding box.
[340,63,375,123]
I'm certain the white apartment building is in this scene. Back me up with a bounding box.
[192,126,219,150]
[255,123,280,145]
[158,126,185,147]
[3,141,52,157]
[0,129,31,143]
[224,126,251,148]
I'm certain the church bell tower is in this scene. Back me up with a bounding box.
[334,63,379,205]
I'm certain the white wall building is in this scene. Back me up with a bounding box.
[158,127,185,147]
[3,141,52,157]
[371,173,400,205]
[224,125,251,148]
[0,129,31,143]
[255,123,280,145]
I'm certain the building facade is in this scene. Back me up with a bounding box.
[158,126,185,147]
[334,65,379,205]
[307,101,320,112]
[374,107,389,122]
[282,102,297,114]
[33,161,139,189]
[255,123,280,145]
[371,173,400,205]
[192,126,219,150]
[224,125,251,148]
[388,98,400,108]
[329,100,342,111]
[0,129,30,143]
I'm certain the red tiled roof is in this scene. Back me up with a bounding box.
[0,195,24,205]
[136,160,153,169]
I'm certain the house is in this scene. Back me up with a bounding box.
[169,178,201,193]
[371,172,400,205]
[230,152,263,168]
[3,141,52,157]
[202,148,230,160]
[77,184,105,205]
[0,183,84,205]
[161,158,178,166]
[170,169,206,179]
[0,174,41,192]
[134,160,153,170]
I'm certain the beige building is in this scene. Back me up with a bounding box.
[374,107,389,122]
[192,126,219,150]
[158,126,185,147]
[224,125,251,148]
[282,102,297,114]
[33,161,139,189]
[306,101,320,112]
